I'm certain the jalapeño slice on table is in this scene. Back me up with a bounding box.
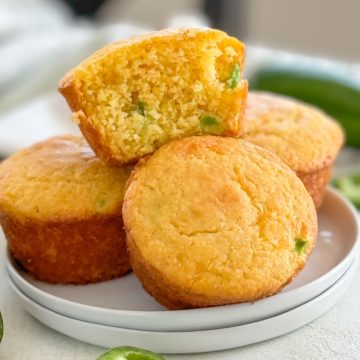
[97,346,166,360]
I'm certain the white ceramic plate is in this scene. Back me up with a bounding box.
[6,188,360,332]
[8,256,358,354]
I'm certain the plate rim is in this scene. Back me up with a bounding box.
[7,255,358,353]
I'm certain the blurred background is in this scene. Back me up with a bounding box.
[0,0,359,178]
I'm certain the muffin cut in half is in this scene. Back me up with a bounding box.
[244,91,344,208]
[0,136,132,284]
[59,28,248,165]
[123,136,317,309]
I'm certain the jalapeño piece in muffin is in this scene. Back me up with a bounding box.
[123,136,317,309]
[244,91,344,208]
[59,28,248,165]
[0,136,132,284]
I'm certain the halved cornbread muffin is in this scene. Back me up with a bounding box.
[0,136,132,284]
[123,136,317,309]
[244,91,344,208]
[59,28,248,165]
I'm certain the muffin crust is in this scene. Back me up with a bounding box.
[244,91,344,207]
[123,136,317,309]
[0,136,132,283]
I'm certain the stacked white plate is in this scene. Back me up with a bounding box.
[6,188,360,354]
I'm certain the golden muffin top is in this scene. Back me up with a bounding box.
[124,136,317,301]
[0,136,132,222]
[244,91,344,174]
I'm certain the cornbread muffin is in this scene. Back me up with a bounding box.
[123,136,317,309]
[59,28,248,165]
[0,136,132,284]
[244,91,344,208]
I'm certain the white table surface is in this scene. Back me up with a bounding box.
[0,231,359,360]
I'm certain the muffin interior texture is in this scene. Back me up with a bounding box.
[0,136,131,221]
[62,29,247,163]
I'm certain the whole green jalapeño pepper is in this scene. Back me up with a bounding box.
[97,346,166,360]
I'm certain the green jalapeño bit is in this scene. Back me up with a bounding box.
[97,346,167,360]
[201,115,218,127]
[226,63,241,89]
[97,198,107,208]
[200,115,224,134]
[294,238,308,255]
[135,102,146,116]
[0,311,3,342]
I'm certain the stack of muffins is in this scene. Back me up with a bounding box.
[0,28,344,309]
